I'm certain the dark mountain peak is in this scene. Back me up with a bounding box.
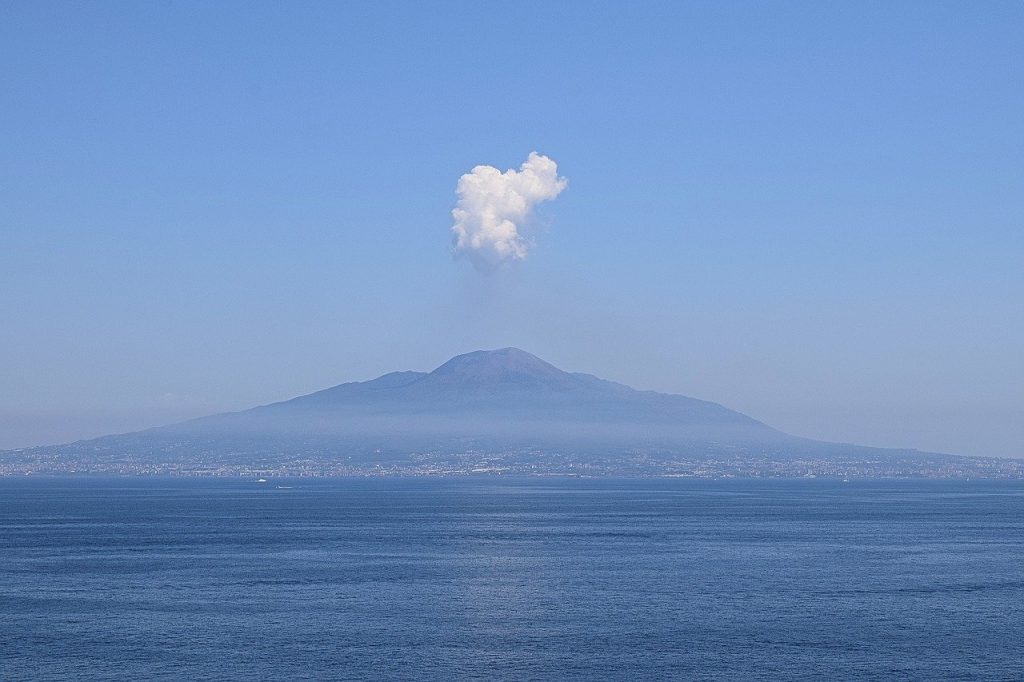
[424,347,579,391]
[363,370,427,389]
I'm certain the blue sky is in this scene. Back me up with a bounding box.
[2,1,1022,457]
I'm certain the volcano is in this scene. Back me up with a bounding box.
[4,348,976,475]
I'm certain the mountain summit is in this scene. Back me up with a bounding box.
[426,348,577,390]
[4,348,978,476]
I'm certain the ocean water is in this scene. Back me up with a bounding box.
[1,478,1022,680]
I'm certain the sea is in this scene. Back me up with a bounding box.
[1,477,1022,681]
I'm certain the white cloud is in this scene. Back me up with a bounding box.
[450,152,567,271]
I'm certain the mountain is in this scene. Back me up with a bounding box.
[168,347,780,446]
[4,348,1017,477]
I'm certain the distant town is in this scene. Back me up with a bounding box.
[3,446,1022,480]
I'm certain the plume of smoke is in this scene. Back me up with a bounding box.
[451,152,567,271]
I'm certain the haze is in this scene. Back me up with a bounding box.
[1,2,1021,458]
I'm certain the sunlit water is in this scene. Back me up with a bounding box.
[2,477,1023,680]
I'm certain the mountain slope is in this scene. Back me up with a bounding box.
[171,347,777,442]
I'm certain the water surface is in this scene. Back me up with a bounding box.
[2,477,1022,680]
